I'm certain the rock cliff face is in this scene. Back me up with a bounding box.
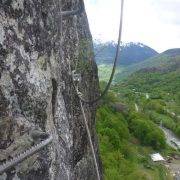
[0,0,101,179]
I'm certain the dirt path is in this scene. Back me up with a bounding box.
[165,159,180,180]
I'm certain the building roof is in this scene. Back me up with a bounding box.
[150,153,165,162]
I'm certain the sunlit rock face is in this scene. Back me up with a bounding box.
[0,0,101,179]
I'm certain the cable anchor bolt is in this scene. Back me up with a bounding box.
[72,70,81,82]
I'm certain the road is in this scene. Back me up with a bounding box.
[160,126,180,150]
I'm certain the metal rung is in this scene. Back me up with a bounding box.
[0,135,53,174]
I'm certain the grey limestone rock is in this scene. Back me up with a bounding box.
[0,0,101,179]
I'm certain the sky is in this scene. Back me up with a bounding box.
[84,0,180,52]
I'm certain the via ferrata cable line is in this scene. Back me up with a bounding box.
[59,1,104,180]
[65,0,125,179]
[72,0,125,105]
[79,100,101,180]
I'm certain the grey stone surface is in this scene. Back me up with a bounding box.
[0,0,101,179]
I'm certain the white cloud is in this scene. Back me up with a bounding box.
[84,0,180,52]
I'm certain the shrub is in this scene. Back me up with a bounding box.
[130,118,166,150]
[126,170,152,180]
[175,125,180,138]
[144,100,164,114]
[149,111,176,131]
[145,129,166,150]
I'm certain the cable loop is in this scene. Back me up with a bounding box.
[71,0,125,105]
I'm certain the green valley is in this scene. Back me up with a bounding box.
[96,49,180,180]
[98,49,180,82]
[98,64,124,82]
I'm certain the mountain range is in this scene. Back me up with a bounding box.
[95,41,180,82]
[94,41,158,66]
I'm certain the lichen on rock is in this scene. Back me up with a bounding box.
[0,0,101,179]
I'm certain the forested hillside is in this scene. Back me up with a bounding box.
[98,51,180,82]
[113,59,180,137]
[114,50,180,81]
[96,53,180,180]
[96,88,174,180]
